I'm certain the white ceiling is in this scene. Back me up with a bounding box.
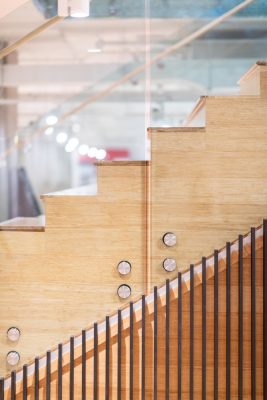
[0,2,267,145]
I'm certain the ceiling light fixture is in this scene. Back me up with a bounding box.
[45,115,58,126]
[88,147,98,158]
[96,149,107,160]
[78,144,89,156]
[56,132,68,144]
[87,48,102,53]
[13,135,19,145]
[65,137,79,153]
[45,127,54,136]
[58,0,91,18]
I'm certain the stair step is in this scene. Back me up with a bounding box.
[0,216,45,232]
[238,60,267,96]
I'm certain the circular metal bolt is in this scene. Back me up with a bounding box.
[6,351,20,367]
[117,261,131,275]
[7,327,21,342]
[163,258,177,272]
[117,284,131,299]
[162,232,176,247]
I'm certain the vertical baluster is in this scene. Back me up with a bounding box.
[251,228,256,400]
[154,287,157,400]
[0,378,4,400]
[130,303,134,400]
[82,331,86,400]
[117,310,122,400]
[178,273,182,400]
[58,344,62,400]
[238,235,243,400]
[142,295,146,400]
[190,264,194,400]
[23,365,27,400]
[34,357,39,400]
[264,220,267,398]
[214,250,219,400]
[70,337,74,400]
[105,318,110,400]
[94,323,98,400]
[226,242,231,400]
[165,280,170,400]
[46,351,51,400]
[11,371,16,400]
[202,257,206,400]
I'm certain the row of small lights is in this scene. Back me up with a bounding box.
[44,115,107,160]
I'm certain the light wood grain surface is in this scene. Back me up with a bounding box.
[0,63,266,395]
[150,66,267,287]
[0,163,147,376]
[4,230,263,399]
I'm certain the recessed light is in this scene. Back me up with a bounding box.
[58,0,91,18]
[45,115,58,126]
[88,147,98,158]
[71,11,88,17]
[13,135,19,145]
[56,132,68,144]
[78,144,89,156]
[96,149,107,160]
[65,137,79,153]
[87,48,102,53]
[45,127,54,136]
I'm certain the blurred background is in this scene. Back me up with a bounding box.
[0,0,267,221]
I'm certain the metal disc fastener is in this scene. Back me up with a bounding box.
[162,232,177,247]
[7,327,21,342]
[6,351,20,366]
[117,261,131,275]
[163,258,177,272]
[117,284,131,299]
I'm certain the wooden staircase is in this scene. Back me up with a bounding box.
[0,61,267,398]
[0,221,265,398]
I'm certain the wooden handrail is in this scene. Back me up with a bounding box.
[182,96,207,127]
[237,60,267,85]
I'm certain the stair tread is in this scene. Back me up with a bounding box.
[0,216,45,232]
[183,96,206,127]
[148,126,205,133]
[41,184,97,198]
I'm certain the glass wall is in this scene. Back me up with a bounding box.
[0,0,267,220]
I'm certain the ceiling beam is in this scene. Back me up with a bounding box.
[1,64,122,86]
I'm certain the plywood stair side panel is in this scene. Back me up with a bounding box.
[150,128,206,284]
[1,225,264,400]
[0,231,46,377]
[150,91,267,283]
[0,163,148,377]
